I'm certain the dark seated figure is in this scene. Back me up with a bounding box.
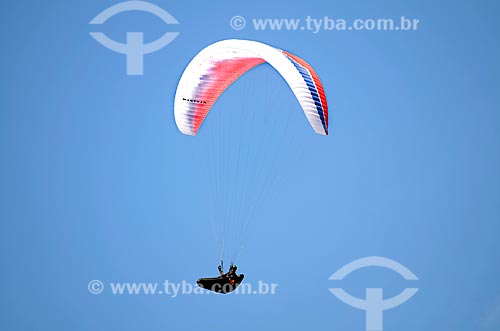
[197,264,244,294]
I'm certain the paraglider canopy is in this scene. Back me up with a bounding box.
[174,39,328,136]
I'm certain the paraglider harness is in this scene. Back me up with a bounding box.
[196,261,244,294]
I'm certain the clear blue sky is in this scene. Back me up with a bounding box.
[1,1,499,330]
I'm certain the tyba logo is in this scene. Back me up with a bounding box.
[329,256,419,331]
[89,1,179,75]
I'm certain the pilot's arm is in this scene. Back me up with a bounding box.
[218,265,224,276]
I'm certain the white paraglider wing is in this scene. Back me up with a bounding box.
[174,39,328,136]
